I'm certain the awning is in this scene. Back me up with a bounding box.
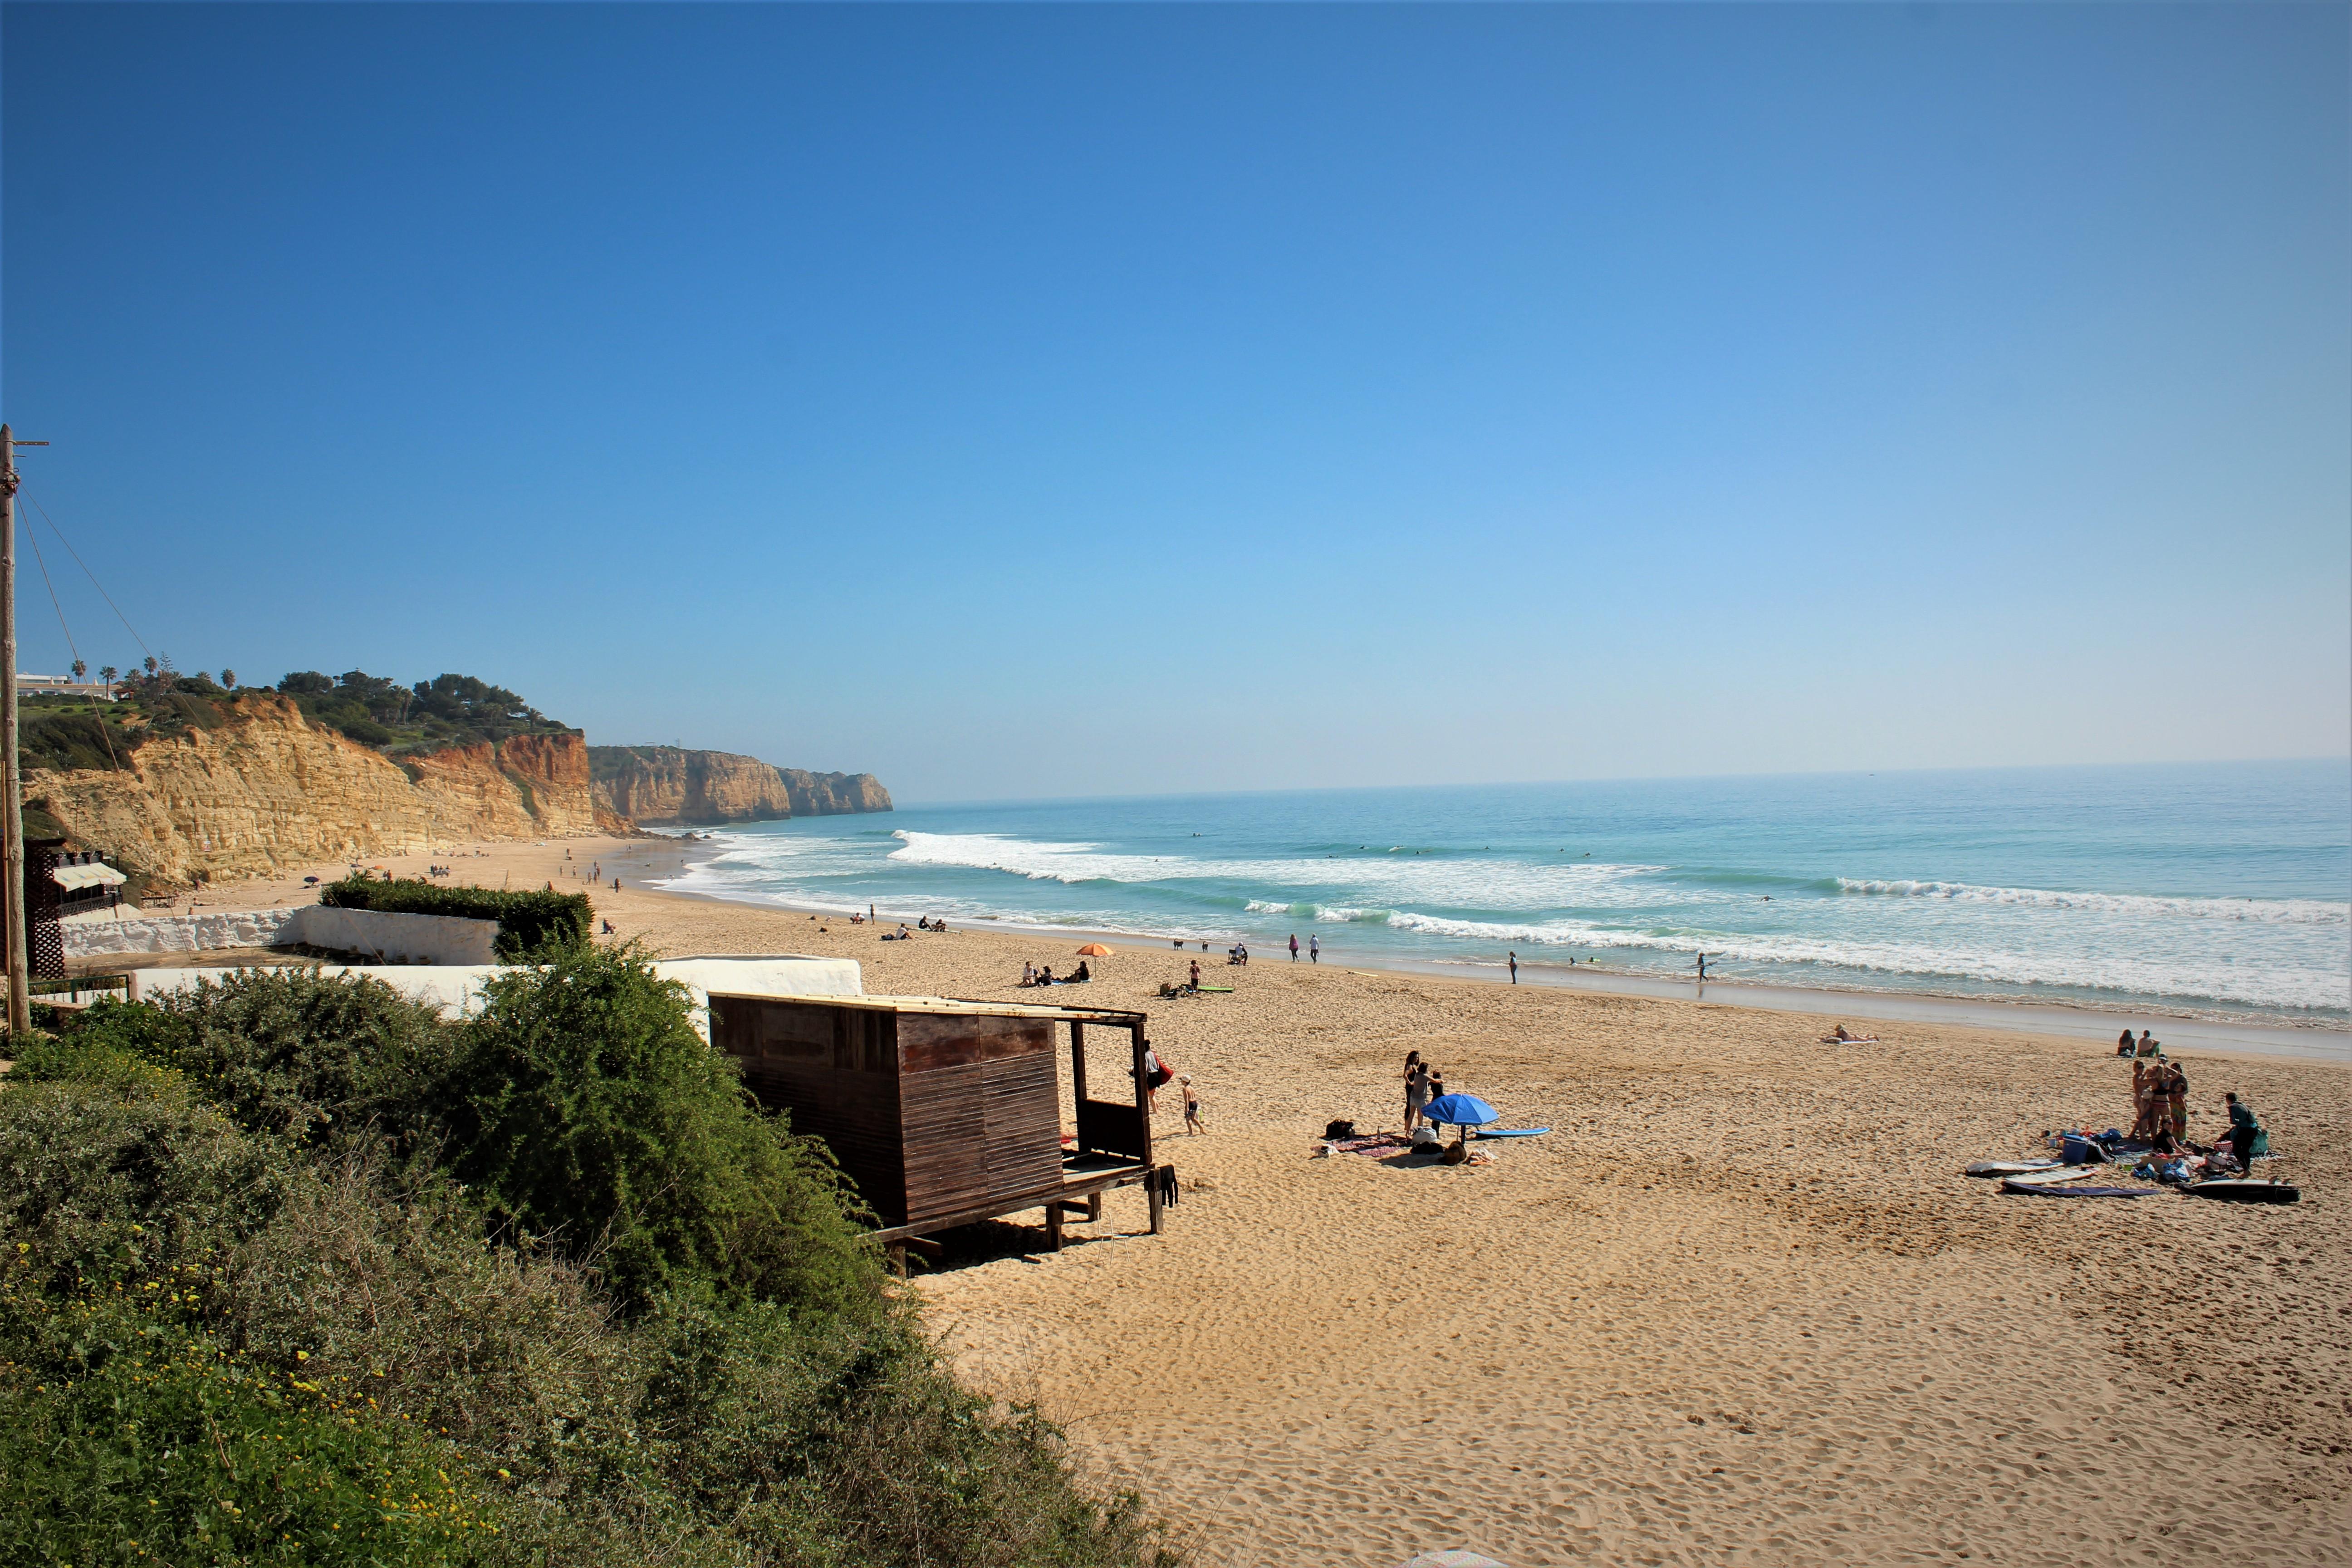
[51,862,127,891]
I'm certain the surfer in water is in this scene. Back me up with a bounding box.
[1695,952,1711,982]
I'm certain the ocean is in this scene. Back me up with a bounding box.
[655,760,2351,1028]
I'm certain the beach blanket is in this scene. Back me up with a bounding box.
[1330,1132,1415,1160]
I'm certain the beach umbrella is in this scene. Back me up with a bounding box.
[1075,943,1112,957]
[1421,1093,1500,1149]
[1421,1093,1499,1127]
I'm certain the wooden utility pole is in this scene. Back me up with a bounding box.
[0,425,28,1037]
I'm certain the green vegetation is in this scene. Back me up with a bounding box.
[275,671,576,756]
[16,666,578,777]
[1,954,1177,1567]
[318,876,593,961]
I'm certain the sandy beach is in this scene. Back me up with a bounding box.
[131,838,2352,1565]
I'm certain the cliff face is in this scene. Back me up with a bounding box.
[778,768,894,817]
[588,747,792,825]
[29,693,602,887]
[589,747,893,825]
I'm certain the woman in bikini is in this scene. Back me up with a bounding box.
[1403,1051,1429,1133]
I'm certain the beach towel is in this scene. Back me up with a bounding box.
[1330,1132,1415,1160]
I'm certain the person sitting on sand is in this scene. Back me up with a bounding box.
[1021,961,1036,987]
[2117,1028,2137,1057]
[1038,965,1054,986]
[1071,961,1090,983]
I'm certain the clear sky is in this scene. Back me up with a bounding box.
[4,3,2346,804]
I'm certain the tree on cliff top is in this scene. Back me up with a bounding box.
[274,668,576,756]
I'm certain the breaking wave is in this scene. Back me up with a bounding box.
[1835,878,2347,925]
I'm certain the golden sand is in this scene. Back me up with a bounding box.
[206,837,2352,1565]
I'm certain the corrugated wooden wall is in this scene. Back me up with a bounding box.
[710,999,1068,1230]
[710,996,907,1224]
[898,1013,1063,1225]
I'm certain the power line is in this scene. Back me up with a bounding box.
[20,490,151,662]
[18,507,122,772]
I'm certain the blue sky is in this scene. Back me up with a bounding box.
[4,3,2345,803]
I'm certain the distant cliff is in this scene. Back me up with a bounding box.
[588,746,892,826]
[27,693,614,888]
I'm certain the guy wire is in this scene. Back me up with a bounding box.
[22,491,152,661]
[19,490,126,772]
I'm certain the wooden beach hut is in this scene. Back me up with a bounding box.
[707,992,1169,1256]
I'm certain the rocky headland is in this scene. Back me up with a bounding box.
[588,746,892,826]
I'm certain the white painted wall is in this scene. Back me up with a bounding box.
[129,954,865,1037]
[67,908,301,956]
[290,907,500,965]
[64,905,496,964]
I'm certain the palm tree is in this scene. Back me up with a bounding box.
[142,656,157,676]
[70,659,85,681]
[220,669,236,689]
[99,666,117,688]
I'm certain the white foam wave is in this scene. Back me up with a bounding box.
[1372,911,2346,1014]
[890,830,1674,910]
[1837,878,2347,926]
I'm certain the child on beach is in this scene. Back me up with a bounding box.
[1181,1075,1203,1135]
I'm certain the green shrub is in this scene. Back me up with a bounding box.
[319,876,591,960]
[443,945,884,1320]
[17,710,119,773]
[63,977,453,1151]
[8,976,1180,1568]
[0,1298,514,1568]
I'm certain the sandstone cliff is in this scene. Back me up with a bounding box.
[588,746,892,825]
[29,693,607,888]
[777,767,894,817]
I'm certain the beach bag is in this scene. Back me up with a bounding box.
[2062,1135,2108,1165]
[1324,1119,1358,1140]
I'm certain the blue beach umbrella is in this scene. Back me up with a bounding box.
[1421,1093,1499,1128]
[1411,1100,1505,1147]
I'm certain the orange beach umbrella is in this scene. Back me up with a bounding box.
[1075,943,1113,957]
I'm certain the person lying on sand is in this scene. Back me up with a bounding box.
[1821,1024,1878,1044]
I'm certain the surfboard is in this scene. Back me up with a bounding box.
[2002,1181,2160,1199]
[1999,1166,2099,1188]
[2184,1179,2300,1205]
[1473,1127,1552,1139]
[1964,1160,2063,1177]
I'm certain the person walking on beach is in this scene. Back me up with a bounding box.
[1309,934,1320,964]
[1188,958,1201,990]
[1290,933,1299,962]
[1508,951,1519,984]
[1180,1075,1204,1135]
[1695,952,1708,981]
